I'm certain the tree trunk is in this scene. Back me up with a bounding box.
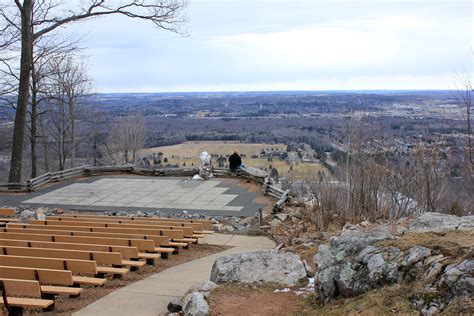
[30,63,38,179]
[8,0,34,183]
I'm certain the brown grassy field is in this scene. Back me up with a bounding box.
[141,141,326,180]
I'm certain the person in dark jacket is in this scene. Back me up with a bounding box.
[228,151,243,171]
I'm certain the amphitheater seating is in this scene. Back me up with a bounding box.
[48,215,205,232]
[48,214,214,231]
[28,219,202,239]
[0,209,19,223]
[0,278,55,315]
[0,213,209,314]
[5,226,183,254]
[0,238,148,263]
[0,266,83,297]
[0,230,173,260]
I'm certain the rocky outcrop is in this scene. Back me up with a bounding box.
[210,250,307,286]
[408,212,474,232]
[313,221,473,313]
[438,259,474,298]
[313,226,397,301]
[182,292,209,316]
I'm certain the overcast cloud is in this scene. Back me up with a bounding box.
[63,0,472,92]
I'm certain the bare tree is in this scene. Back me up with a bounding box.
[116,115,146,164]
[454,68,473,166]
[41,55,91,170]
[1,0,188,182]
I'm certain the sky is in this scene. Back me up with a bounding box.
[62,0,473,93]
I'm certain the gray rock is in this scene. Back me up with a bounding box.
[183,292,209,316]
[223,225,235,232]
[116,211,128,217]
[19,210,36,222]
[167,298,183,313]
[421,306,438,316]
[403,246,431,266]
[269,218,281,228]
[408,212,474,232]
[185,281,217,300]
[210,250,307,286]
[274,214,289,221]
[438,259,474,298]
[314,228,399,303]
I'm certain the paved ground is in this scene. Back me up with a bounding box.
[74,234,276,316]
[0,176,266,216]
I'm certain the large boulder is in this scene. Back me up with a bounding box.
[210,250,307,286]
[182,292,209,316]
[408,212,474,232]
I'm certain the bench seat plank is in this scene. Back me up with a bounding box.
[122,260,146,268]
[0,297,54,308]
[72,276,106,286]
[41,285,83,297]
[96,266,129,275]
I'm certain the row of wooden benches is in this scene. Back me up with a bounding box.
[0,213,213,315]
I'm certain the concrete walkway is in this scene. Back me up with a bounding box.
[74,234,275,316]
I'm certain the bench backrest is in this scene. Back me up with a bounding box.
[28,220,192,236]
[47,216,204,231]
[0,239,139,260]
[0,230,156,252]
[0,266,73,286]
[53,214,213,229]
[11,223,183,239]
[0,254,97,275]
[5,226,170,246]
[0,278,42,298]
[0,209,16,217]
[0,246,123,266]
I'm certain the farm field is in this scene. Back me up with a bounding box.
[141,141,327,180]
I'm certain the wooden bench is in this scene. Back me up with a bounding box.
[0,278,55,315]
[0,246,131,276]
[53,214,214,230]
[0,238,152,264]
[0,266,82,298]
[0,243,145,268]
[28,219,199,238]
[8,223,173,246]
[0,209,19,223]
[0,255,107,286]
[7,225,186,253]
[48,216,206,233]
[0,232,165,262]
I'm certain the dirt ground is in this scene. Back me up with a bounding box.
[12,244,230,315]
[209,284,303,316]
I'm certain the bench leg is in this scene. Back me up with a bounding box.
[113,274,123,279]
[183,244,190,250]
[160,253,169,260]
[43,293,56,300]
[95,273,106,278]
[9,306,23,316]
[69,293,81,299]
[146,258,155,265]
[45,302,55,312]
[129,266,138,272]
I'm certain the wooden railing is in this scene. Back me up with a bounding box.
[1,164,291,210]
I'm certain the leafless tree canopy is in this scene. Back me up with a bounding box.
[0,0,189,182]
